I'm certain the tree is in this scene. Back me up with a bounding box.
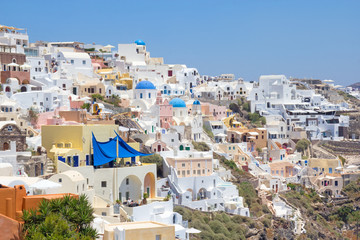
[140,154,163,178]
[242,101,251,112]
[229,103,240,114]
[81,103,91,112]
[22,195,97,240]
[295,138,310,154]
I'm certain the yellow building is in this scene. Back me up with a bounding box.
[308,158,342,174]
[41,125,141,169]
[117,73,133,90]
[96,69,133,90]
[103,221,175,240]
[222,115,245,129]
[97,68,121,81]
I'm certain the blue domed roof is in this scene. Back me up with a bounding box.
[135,39,146,45]
[193,100,201,105]
[135,81,156,90]
[169,98,186,108]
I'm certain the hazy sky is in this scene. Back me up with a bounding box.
[1,0,359,85]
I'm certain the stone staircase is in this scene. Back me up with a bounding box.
[46,158,56,174]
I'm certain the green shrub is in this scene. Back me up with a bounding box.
[140,154,163,177]
[192,141,210,151]
[91,93,104,101]
[262,218,271,228]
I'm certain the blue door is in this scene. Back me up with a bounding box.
[73,156,79,167]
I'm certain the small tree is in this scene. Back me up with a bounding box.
[229,103,240,113]
[140,154,163,178]
[22,194,97,239]
[295,138,310,154]
[81,103,91,112]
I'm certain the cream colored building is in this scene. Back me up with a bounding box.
[103,221,175,240]
[164,151,213,178]
[41,125,141,169]
[307,158,342,174]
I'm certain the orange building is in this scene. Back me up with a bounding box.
[0,184,77,221]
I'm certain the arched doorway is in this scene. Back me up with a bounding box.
[3,142,9,150]
[22,79,30,84]
[179,145,184,151]
[157,144,161,152]
[198,188,207,200]
[186,188,194,200]
[119,175,142,202]
[5,86,11,92]
[144,172,155,198]
[21,86,27,92]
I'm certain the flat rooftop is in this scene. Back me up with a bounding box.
[105,221,172,231]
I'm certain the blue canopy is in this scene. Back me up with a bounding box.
[92,132,152,166]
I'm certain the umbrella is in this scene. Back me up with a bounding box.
[186,228,201,234]
[216,133,227,137]
[7,63,19,67]
[20,64,31,69]
[347,165,358,169]
[30,180,61,190]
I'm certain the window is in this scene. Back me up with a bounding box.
[193,170,196,174]
[140,93,143,99]
[202,169,205,174]
[182,163,185,167]
[82,60,86,65]
[126,178,129,185]
[156,235,162,240]
[198,163,200,167]
[335,181,338,186]
[148,93,151,98]
[101,181,107,188]
[58,178,62,183]
[71,60,74,64]
[187,170,190,175]
[197,170,201,175]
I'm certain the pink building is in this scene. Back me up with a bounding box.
[195,102,226,120]
[156,93,173,129]
[70,99,85,110]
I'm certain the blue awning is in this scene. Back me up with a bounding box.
[92,132,152,166]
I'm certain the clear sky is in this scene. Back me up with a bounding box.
[1,0,359,85]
